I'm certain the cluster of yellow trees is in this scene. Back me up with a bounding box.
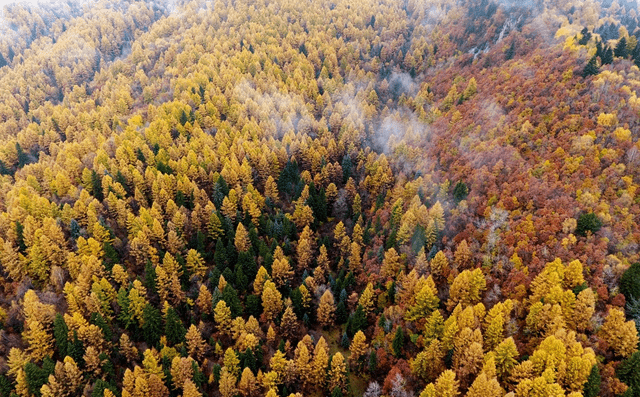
[0,0,638,396]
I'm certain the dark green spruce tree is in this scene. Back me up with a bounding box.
[615,36,628,58]
[164,307,186,345]
[578,27,592,45]
[142,304,162,347]
[582,56,600,78]
[602,46,614,65]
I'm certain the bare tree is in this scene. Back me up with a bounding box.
[391,373,412,397]
[363,381,382,397]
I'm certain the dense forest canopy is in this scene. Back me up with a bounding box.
[0,0,639,396]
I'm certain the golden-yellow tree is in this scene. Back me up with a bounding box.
[317,289,336,328]
[600,307,639,358]
[328,352,347,393]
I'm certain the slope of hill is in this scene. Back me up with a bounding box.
[0,0,639,396]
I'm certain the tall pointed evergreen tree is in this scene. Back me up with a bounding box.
[165,307,186,345]
[583,56,600,78]
[143,304,162,347]
[615,37,628,58]
[602,46,614,64]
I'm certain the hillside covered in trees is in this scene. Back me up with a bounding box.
[0,0,640,396]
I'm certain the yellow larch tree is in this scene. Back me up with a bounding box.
[414,247,429,275]
[328,352,347,393]
[434,369,459,397]
[454,240,472,268]
[265,389,278,397]
[419,383,437,397]
[214,300,232,336]
[571,287,595,332]
[142,349,164,380]
[23,289,56,324]
[170,356,194,389]
[600,307,639,358]
[165,229,185,255]
[0,239,24,281]
[261,280,283,323]
[430,201,445,232]
[311,340,329,389]
[316,244,330,278]
[234,223,250,253]
[185,324,207,360]
[22,289,55,361]
[280,306,298,341]
[267,324,276,346]
[207,214,223,244]
[238,367,258,396]
[352,193,362,217]
[271,255,293,287]
[348,241,362,273]
[218,275,228,292]
[264,175,279,202]
[292,202,314,230]
[223,348,240,377]
[221,191,238,222]
[352,223,363,246]
[181,379,202,397]
[111,264,130,286]
[266,350,289,388]
[424,310,445,342]
[465,372,504,397]
[7,349,28,379]
[219,367,238,397]
[430,250,448,276]
[253,266,271,295]
[299,284,311,311]
[157,253,184,306]
[494,337,519,382]
[333,221,347,253]
[381,247,402,279]
[447,268,486,310]
[296,232,313,270]
[120,333,139,362]
[317,289,336,328]
[405,276,440,322]
[484,315,505,352]
[455,340,484,388]
[185,249,206,278]
[195,285,212,315]
[412,339,446,383]
[242,192,262,226]
[294,340,312,389]
[349,330,368,369]
[84,345,104,376]
[358,282,375,316]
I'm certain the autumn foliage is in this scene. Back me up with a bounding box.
[0,0,638,396]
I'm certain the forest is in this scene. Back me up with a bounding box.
[0,0,639,396]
